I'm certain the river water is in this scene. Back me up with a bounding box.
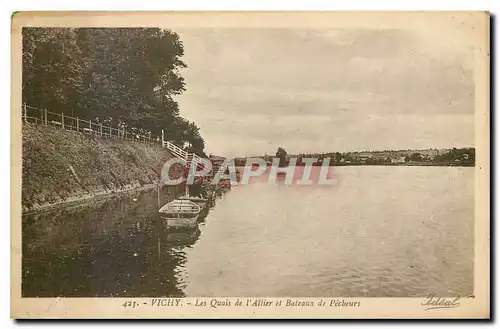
[22,166,474,297]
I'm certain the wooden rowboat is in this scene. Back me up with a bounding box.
[159,199,201,229]
[178,195,208,209]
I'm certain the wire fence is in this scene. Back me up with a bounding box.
[22,104,162,145]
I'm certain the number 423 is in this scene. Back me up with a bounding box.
[122,301,138,308]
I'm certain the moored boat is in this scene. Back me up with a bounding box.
[178,195,211,222]
[159,199,201,229]
[178,195,208,210]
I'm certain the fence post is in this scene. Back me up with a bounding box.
[161,129,164,146]
[100,124,102,136]
[109,126,111,137]
[89,120,92,132]
[23,103,27,123]
[76,117,79,132]
[44,108,47,125]
[61,113,64,129]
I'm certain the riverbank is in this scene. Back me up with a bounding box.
[22,124,176,213]
[22,183,158,214]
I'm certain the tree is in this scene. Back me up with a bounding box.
[22,28,85,114]
[409,153,423,162]
[22,27,206,153]
[275,147,288,167]
[72,28,186,125]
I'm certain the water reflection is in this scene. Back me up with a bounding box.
[22,167,473,297]
[22,184,226,297]
[166,227,201,245]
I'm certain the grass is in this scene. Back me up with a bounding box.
[22,124,174,212]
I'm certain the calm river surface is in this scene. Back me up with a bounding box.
[22,166,474,297]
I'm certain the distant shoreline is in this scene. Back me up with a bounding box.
[234,147,475,168]
[330,163,475,167]
[236,162,475,168]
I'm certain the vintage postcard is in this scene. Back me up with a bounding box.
[11,12,490,319]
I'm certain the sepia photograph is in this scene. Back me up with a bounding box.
[10,12,490,318]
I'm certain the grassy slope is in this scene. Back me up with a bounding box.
[22,124,174,211]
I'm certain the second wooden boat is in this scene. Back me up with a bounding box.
[178,195,208,210]
[159,199,201,229]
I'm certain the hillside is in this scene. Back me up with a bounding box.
[22,124,176,212]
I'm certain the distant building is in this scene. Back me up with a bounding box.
[391,157,406,164]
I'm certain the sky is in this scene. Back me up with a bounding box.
[175,28,474,158]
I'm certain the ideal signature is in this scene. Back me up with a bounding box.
[421,293,461,311]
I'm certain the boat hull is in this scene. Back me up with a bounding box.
[164,216,199,229]
[159,199,201,229]
[179,196,207,209]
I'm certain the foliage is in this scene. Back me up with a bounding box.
[22,27,205,154]
[434,147,475,164]
[409,153,424,162]
[275,147,287,158]
[275,147,288,167]
[22,124,176,211]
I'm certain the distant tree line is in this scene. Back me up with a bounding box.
[432,147,475,165]
[234,147,475,167]
[22,28,205,155]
